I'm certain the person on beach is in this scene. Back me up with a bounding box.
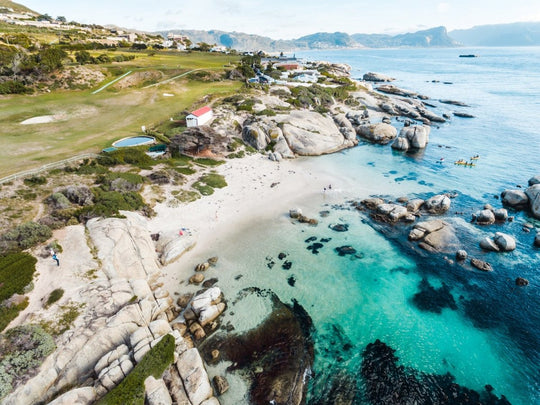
[51,250,59,266]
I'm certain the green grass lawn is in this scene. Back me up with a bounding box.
[0,52,241,177]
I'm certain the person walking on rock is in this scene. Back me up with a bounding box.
[51,250,59,266]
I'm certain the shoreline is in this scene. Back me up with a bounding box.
[147,153,349,285]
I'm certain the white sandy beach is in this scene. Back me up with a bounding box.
[147,153,360,286]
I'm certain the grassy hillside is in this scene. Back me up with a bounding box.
[0,0,38,14]
[0,51,241,177]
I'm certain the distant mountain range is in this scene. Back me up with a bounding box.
[164,23,540,51]
[161,26,459,51]
[449,22,540,47]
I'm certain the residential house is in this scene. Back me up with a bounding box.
[186,106,213,127]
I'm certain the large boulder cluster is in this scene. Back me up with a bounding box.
[359,193,451,225]
[242,110,358,158]
[5,213,225,405]
[391,125,431,151]
[501,175,540,219]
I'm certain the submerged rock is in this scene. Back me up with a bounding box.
[330,223,349,232]
[412,278,457,314]
[202,290,314,405]
[471,258,493,272]
[335,246,357,256]
[515,277,529,286]
[361,339,511,405]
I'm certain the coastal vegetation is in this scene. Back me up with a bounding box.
[0,253,36,331]
[0,324,55,400]
[97,334,175,405]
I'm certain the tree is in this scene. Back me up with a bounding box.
[56,16,66,23]
[36,47,68,72]
[37,14,53,22]
[197,42,212,52]
[75,50,92,64]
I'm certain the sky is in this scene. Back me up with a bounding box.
[19,0,540,38]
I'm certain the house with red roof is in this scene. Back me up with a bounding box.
[186,106,213,127]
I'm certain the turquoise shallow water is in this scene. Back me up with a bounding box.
[182,48,540,404]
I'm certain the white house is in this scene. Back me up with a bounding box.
[186,106,213,127]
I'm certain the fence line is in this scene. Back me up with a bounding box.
[0,153,99,184]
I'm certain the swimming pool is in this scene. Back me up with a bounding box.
[112,136,155,148]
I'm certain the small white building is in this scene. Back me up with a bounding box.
[186,106,213,127]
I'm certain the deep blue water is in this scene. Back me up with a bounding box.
[187,48,540,404]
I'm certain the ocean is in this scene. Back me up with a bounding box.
[189,47,540,404]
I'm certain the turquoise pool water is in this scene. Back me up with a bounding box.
[112,136,155,147]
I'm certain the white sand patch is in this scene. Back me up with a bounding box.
[20,115,56,125]
[20,113,68,125]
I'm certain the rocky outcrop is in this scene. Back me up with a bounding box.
[242,119,277,151]
[409,220,459,253]
[525,184,540,219]
[423,194,451,215]
[529,175,540,186]
[155,230,197,265]
[391,125,431,151]
[279,110,357,155]
[501,175,540,219]
[5,213,221,405]
[376,84,419,98]
[145,376,173,405]
[176,348,214,405]
[356,123,397,144]
[333,113,357,141]
[473,209,496,225]
[535,232,540,247]
[170,126,229,157]
[363,72,395,82]
[501,189,528,208]
[479,232,516,252]
[87,212,161,279]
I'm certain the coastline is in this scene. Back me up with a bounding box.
[4,47,539,404]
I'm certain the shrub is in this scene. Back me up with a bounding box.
[45,288,64,307]
[46,193,71,210]
[256,109,276,116]
[76,189,144,222]
[0,324,55,400]
[0,253,37,302]
[97,149,153,169]
[0,299,29,333]
[194,158,225,167]
[200,173,227,188]
[97,334,174,405]
[96,172,145,192]
[174,167,196,175]
[23,176,47,186]
[0,223,52,253]
[0,81,32,95]
[192,181,214,196]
